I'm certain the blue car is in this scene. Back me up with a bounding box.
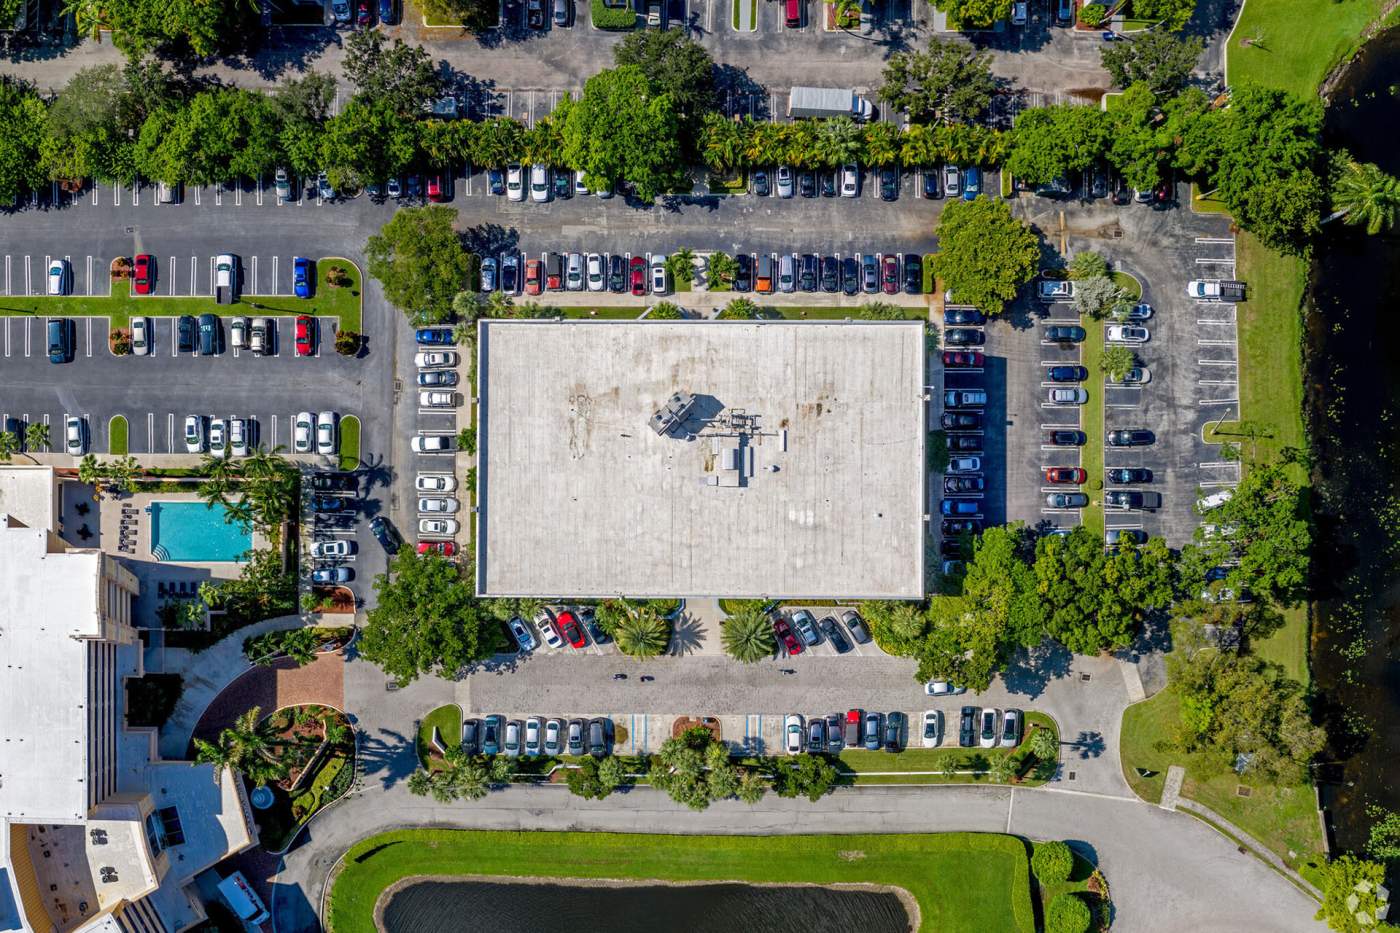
[414,327,455,346]
[940,499,981,517]
[962,166,981,200]
[378,0,396,22]
[293,256,311,298]
[482,715,503,756]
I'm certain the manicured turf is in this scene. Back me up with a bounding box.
[108,415,128,455]
[1081,320,1105,538]
[0,258,362,333]
[557,307,645,319]
[329,829,1036,933]
[1190,183,1231,215]
[771,306,926,320]
[1228,0,1382,97]
[1251,605,1310,684]
[837,713,1057,785]
[1110,271,1141,301]
[337,415,362,473]
[416,704,462,770]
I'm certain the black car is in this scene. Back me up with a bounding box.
[1108,467,1152,483]
[608,254,626,292]
[1108,428,1155,447]
[1090,164,1109,199]
[369,515,402,554]
[417,370,459,387]
[923,169,941,199]
[944,475,985,494]
[177,315,197,352]
[1047,430,1087,446]
[904,254,922,294]
[799,254,817,291]
[879,167,898,201]
[581,608,611,645]
[946,434,982,451]
[526,0,544,27]
[820,256,840,292]
[799,171,816,197]
[841,257,859,296]
[460,718,480,755]
[944,307,986,326]
[941,412,984,431]
[1106,490,1154,509]
[820,171,837,197]
[552,171,572,199]
[942,519,982,535]
[1048,365,1088,382]
[587,717,610,758]
[807,718,826,753]
[818,615,852,654]
[307,495,350,513]
[1044,325,1086,343]
[752,169,771,197]
[487,169,504,196]
[944,328,986,346]
[309,472,357,492]
[883,711,904,752]
[959,706,978,747]
[940,540,967,560]
[1112,173,1131,205]
[826,714,844,753]
[197,313,220,355]
[500,255,519,294]
[734,253,752,292]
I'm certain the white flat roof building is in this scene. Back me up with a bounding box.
[476,320,928,599]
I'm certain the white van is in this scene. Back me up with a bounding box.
[216,871,269,926]
[1198,488,1234,511]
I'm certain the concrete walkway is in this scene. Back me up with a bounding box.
[1160,765,1187,811]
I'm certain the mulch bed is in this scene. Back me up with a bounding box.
[671,716,722,742]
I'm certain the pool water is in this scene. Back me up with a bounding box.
[149,501,251,563]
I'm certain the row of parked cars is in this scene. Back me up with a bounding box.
[507,606,609,652]
[482,252,669,297]
[410,327,465,553]
[303,471,361,586]
[181,415,255,457]
[746,252,921,296]
[770,608,871,656]
[752,164,982,202]
[783,707,1024,754]
[938,309,992,547]
[462,715,613,759]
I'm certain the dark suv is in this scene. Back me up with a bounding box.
[821,256,839,292]
[1108,429,1155,447]
[734,253,752,292]
[799,254,817,291]
[959,706,977,747]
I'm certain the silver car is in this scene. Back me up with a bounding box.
[524,717,542,756]
[544,718,564,756]
[566,252,584,290]
[504,720,522,757]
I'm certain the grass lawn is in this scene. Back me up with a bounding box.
[338,415,361,472]
[1228,0,1383,97]
[1251,605,1310,684]
[1190,183,1231,215]
[707,172,748,194]
[557,306,644,319]
[771,306,925,321]
[1110,271,1141,301]
[416,704,462,771]
[329,829,1035,933]
[923,255,937,295]
[0,258,362,333]
[108,415,128,455]
[591,0,638,28]
[1081,321,1105,537]
[1119,689,1324,870]
[837,713,1058,786]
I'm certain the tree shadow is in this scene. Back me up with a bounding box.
[1000,640,1073,699]
[461,222,520,256]
[668,611,706,656]
[352,725,417,789]
[1068,730,1106,760]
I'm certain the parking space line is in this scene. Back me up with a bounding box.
[1198,397,1238,406]
[193,187,200,206]
[91,186,99,206]
[4,255,9,295]
[146,413,153,452]
[1194,237,1234,245]
[235,183,243,207]
[170,322,177,357]
[85,318,92,357]
[189,257,198,296]
[272,256,279,295]
[256,176,264,206]
[85,255,93,295]
[215,186,223,207]
[132,183,140,206]
[251,256,258,294]
[167,414,174,451]
[23,255,29,295]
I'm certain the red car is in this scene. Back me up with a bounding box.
[294,314,314,357]
[1045,467,1087,484]
[132,254,153,295]
[771,615,803,656]
[556,610,587,649]
[417,540,457,556]
[524,259,542,295]
[881,255,899,295]
[942,350,984,368]
[427,175,444,202]
[357,0,370,23]
[630,256,646,296]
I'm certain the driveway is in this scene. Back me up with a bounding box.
[187,651,348,754]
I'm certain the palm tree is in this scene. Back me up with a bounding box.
[24,422,50,457]
[193,706,287,785]
[0,430,17,462]
[721,607,776,663]
[668,248,697,286]
[736,768,767,804]
[1331,160,1400,234]
[988,754,1018,783]
[701,113,743,173]
[817,117,863,168]
[243,445,291,482]
[863,122,902,166]
[61,0,109,40]
[615,606,671,658]
[472,118,524,169]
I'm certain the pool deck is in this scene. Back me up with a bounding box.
[96,489,264,628]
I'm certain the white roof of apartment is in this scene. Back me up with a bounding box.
[0,525,102,822]
[0,467,57,533]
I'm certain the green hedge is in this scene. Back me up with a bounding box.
[1047,893,1091,933]
[1032,841,1074,884]
[591,0,637,28]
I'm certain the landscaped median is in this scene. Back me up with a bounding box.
[591,0,637,28]
[107,415,129,455]
[836,712,1058,786]
[1081,320,1105,537]
[329,829,1037,933]
[337,414,361,473]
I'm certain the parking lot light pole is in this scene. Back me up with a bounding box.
[1207,405,1234,441]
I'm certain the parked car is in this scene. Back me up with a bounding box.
[922,710,943,748]
[883,711,904,752]
[315,411,337,455]
[292,256,312,298]
[417,496,459,514]
[948,456,982,474]
[530,164,550,203]
[944,328,986,346]
[415,350,459,368]
[944,307,986,326]
[840,164,860,197]
[524,717,542,756]
[1105,490,1160,510]
[944,475,984,494]
[818,615,852,654]
[311,567,353,584]
[1046,492,1089,508]
[1108,467,1152,484]
[1001,709,1023,748]
[943,164,960,196]
[534,609,563,649]
[772,615,802,656]
[941,499,981,516]
[461,718,479,756]
[820,255,839,292]
[1122,366,1151,385]
[1011,0,1026,22]
[863,711,882,751]
[962,166,981,200]
[841,257,859,295]
[1048,365,1087,382]
[1047,429,1086,446]
[1124,302,1153,320]
[1106,528,1147,548]
[130,316,150,356]
[544,718,564,756]
[926,680,967,696]
[879,167,898,201]
[790,609,820,647]
[942,350,985,368]
[482,716,502,755]
[944,389,987,408]
[480,257,498,292]
[959,706,977,747]
[806,717,826,754]
[1048,387,1088,405]
[295,315,315,357]
[503,720,522,758]
[844,709,863,747]
[1108,428,1155,447]
[506,163,524,201]
[752,169,770,196]
[418,518,458,535]
[947,435,982,452]
[1038,279,1075,301]
[776,165,794,198]
[311,539,356,559]
[556,610,587,648]
[980,708,1000,748]
[942,519,981,536]
[904,253,922,294]
[47,258,69,295]
[861,253,878,293]
[500,254,520,294]
[369,516,402,554]
[840,610,871,644]
[940,412,983,430]
[411,434,453,453]
[1044,325,1086,343]
[567,719,585,756]
[65,415,86,455]
[1107,324,1150,343]
[1045,467,1086,484]
[508,617,537,651]
[587,718,609,757]
[651,256,668,294]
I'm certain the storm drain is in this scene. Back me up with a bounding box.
[1067,771,1077,781]
[1236,785,1252,798]
[1079,672,1092,683]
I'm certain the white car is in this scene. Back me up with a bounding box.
[574,170,590,196]
[47,259,69,295]
[1106,324,1150,343]
[419,517,459,535]
[524,717,542,755]
[534,609,564,649]
[209,418,228,456]
[275,168,291,200]
[921,710,943,748]
[249,317,270,355]
[1038,279,1075,301]
[183,415,205,453]
[418,390,456,408]
[1048,387,1088,405]
[776,165,794,198]
[948,456,981,473]
[651,256,668,295]
[784,714,805,755]
[418,497,459,514]
[311,539,356,559]
[840,164,859,197]
[130,317,150,356]
[544,718,564,756]
[64,415,85,455]
[229,316,247,350]
[229,418,249,457]
[414,350,458,368]
[586,253,605,292]
[529,164,549,203]
[411,434,453,453]
[293,411,314,453]
[979,708,1000,748]
[1011,0,1027,22]
[924,680,965,696]
[416,473,458,493]
[506,163,524,202]
[316,411,337,455]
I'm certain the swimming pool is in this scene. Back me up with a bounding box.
[149,501,252,563]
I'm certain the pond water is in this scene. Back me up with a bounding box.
[380,879,912,933]
[1308,25,1400,853]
